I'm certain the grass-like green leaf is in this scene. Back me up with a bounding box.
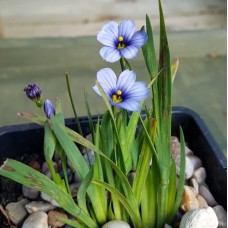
[141,168,157,227]
[51,115,107,224]
[51,115,89,180]
[166,158,177,220]
[56,216,84,228]
[77,166,93,214]
[133,118,154,205]
[171,58,179,84]
[100,111,114,158]
[156,0,173,226]
[0,159,97,227]
[64,126,140,219]
[17,112,46,125]
[92,178,142,227]
[142,14,157,78]
[168,127,186,223]
[55,97,65,125]
[44,122,56,161]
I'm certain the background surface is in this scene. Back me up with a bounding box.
[0,0,226,155]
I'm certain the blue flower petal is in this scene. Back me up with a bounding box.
[100,21,118,38]
[131,30,148,48]
[97,21,119,47]
[43,99,55,119]
[126,81,150,101]
[97,31,116,47]
[118,20,135,41]
[94,68,149,112]
[117,70,136,93]
[96,68,117,98]
[117,99,141,111]
[100,47,121,62]
[120,45,138,59]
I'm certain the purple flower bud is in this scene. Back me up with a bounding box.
[43,99,55,119]
[24,84,42,101]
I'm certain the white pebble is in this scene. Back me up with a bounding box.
[22,211,48,228]
[102,220,131,228]
[180,207,218,228]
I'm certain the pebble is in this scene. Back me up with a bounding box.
[59,168,73,183]
[180,185,199,212]
[42,161,58,174]
[48,210,68,227]
[127,171,136,186]
[171,140,181,157]
[22,211,48,228]
[179,207,218,228]
[193,167,207,184]
[188,155,202,170]
[6,199,29,225]
[70,183,80,197]
[213,205,227,228]
[189,178,199,195]
[73,172,81,183]
[83,150,95,166]
[102,220,131,228]
[199,185,218,207]
[196,194,208,208]
[175,155,194,179]
[41,192,60,207]
[80,134,93,154]
[171,136,179,143]
[28,160,41,171]
[171,136,193,157]
[184,146,193,156]
[25,201,56,214]
[22,185,40,200]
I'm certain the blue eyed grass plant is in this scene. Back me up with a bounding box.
[0,0,186,227]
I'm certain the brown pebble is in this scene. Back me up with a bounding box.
[28,160,41,172]
[180,186,199,212]
[48,210,68,227]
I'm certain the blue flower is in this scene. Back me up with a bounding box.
[93,68,150,111]
[97,20,147,63]
[24,84,42,101]
[43,99,55,119]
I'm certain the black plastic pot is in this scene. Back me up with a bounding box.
[0,107,226,213]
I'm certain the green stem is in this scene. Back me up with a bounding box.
[66,73,92,167]
[120,57,132,71]
[61,157,71,194]
[156,169,169,228]
[65,73,83,136]
[46,160,57,180]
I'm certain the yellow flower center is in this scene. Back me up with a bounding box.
[112,90,123,103]
[118,36,124,42]
[117,36,125,50]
